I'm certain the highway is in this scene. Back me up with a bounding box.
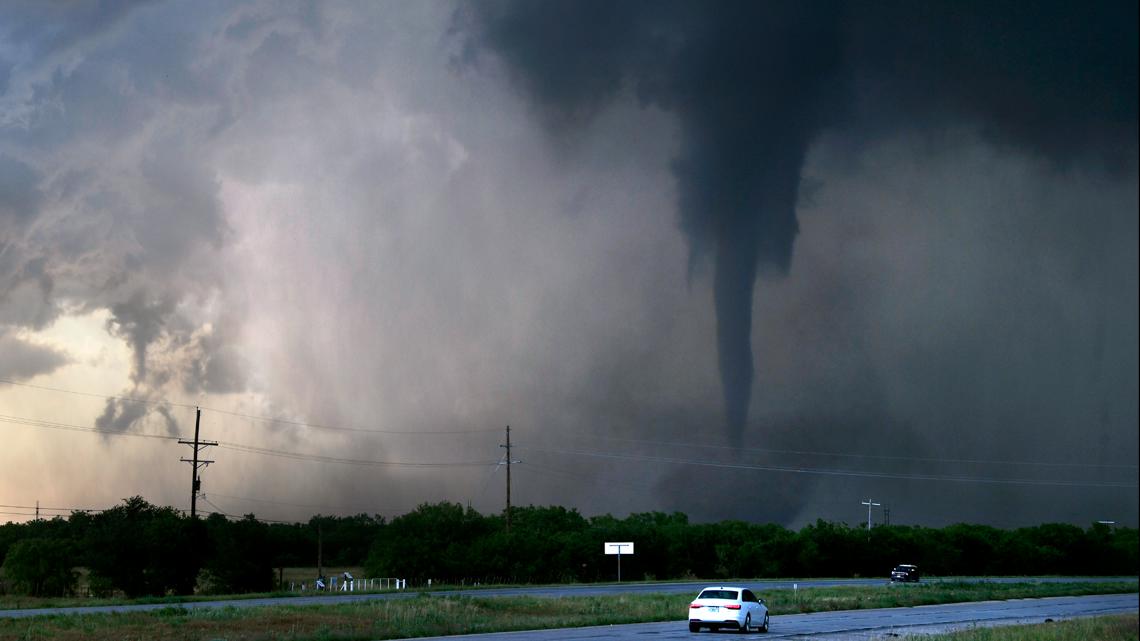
[413,593,1139,640]
[0,577,1135,620]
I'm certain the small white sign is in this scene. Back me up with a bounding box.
[604,541,634,555]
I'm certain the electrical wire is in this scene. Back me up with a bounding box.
[519,446,1139,489]
[0,503,103,514]
[0,414,180,441]
[197,495,236,519]
[205,491,404,516]
[215,440,500,468]
[198,496,313,524]
[555,433,1139,470]
[0,378,502,435]
[516,460,659,495]
[1,410,500,469]
[5,408,1131,488]
[8,377,1130,473]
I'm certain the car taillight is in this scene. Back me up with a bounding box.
[725,604,741,610]
[690,603,701,609]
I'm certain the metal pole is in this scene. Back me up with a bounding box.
[501,426,514,533]
[506,426,511,533]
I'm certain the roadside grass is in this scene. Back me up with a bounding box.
[765,580,1140,614]
[0,567,379,611]
[0,581,1135,641]
[905,613,1138,641]
[3,575,1135,612]
[0,568,385,611]
[0,589,362,612]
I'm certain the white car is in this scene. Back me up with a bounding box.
[688,586,769,633]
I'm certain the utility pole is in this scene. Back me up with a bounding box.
[179,407,217,518]
[861,498,880,534]
[883,505,891,526]
[35,500,39,521]
[500,426,520,533]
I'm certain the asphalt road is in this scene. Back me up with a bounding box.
[412,593,1140,641]
[0,576,1135,619]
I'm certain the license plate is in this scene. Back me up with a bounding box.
[707,606,719,612]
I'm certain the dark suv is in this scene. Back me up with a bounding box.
[890,564,920,582]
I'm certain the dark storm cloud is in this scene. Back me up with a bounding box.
[0,0,1133,527]
[94,394,151,434]
[462,0,1138,445]
[846,0,1138,167]
[106,291,176,385]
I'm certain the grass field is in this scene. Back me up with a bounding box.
[909,613,1138,641]
[0,568,374,611]
[0,580,1135,641]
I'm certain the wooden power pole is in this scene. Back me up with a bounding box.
[179,408,217,518]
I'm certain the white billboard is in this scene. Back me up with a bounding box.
[604,541,634,555]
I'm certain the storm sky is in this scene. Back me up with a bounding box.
[1,1,1136,528]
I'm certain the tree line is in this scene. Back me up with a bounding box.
[0,497,1135,597]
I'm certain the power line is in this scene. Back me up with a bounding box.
[204,406,500,435]
[214,441,499,468]
[198,495,235,519]
[558,433,1139,470]
[10,377,1130,472]
[0,503,104,514]
[0,378,501,435]
[5,407,1130,486]
[205,492,403,516]
[1,410,500,469]
[516,461,660,496]
[198,496,311,524]
[0,378,193,409]
[519,446,1139,489]
[0,413,180,441]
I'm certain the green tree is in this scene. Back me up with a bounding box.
[203,514,273,594]
[1,538,78,596]
[84,496,204,597]
[365,502,492,582]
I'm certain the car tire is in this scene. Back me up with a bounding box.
[689,622,700,633]
[739,614,751,633]
[759,613,769,633]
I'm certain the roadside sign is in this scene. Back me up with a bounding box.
[604,542,634,555]
[604,542,634,582]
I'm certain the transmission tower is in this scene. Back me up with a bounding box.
[500,425,521,533]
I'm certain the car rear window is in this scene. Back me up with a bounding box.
[698,590,739,600]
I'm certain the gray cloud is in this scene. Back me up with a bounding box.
[94,393,152,435]
[0,329,69,380]
[0,1,1134,527]
[0,255,55,330]
[106,291,176,385]
[0,153,41,227]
